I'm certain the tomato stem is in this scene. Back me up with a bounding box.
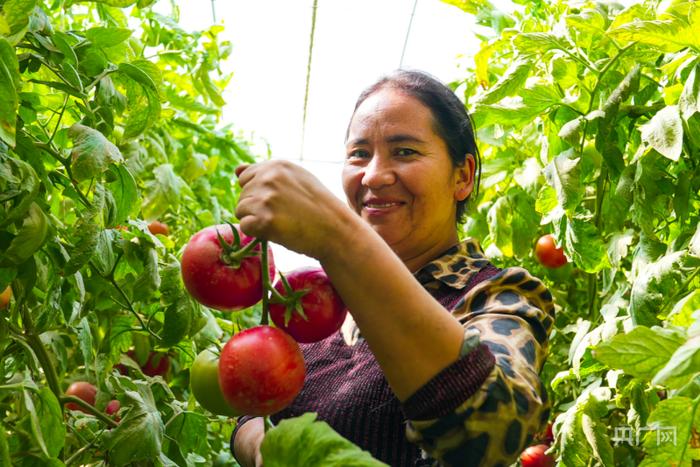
[260,240,270,325]
[60,395,119,428]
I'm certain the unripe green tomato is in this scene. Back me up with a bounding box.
[190,349,238,417]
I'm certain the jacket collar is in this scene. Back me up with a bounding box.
[413,238,491,289]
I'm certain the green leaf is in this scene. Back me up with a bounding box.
[63,217,100,276]
[439,0,494,15]
[261,413,388,467]
[639,105,684,161]
[563,217,609,273]
[514,32,571,55]
[118,62,161,138]
[594,326,685,380]
[0,420,11,466]
[104,383,164,465]
[668,290,700,328]
[638,397,700,467]
[85,27,132,48]
[608,16,700,53]
[3,202,49,264]
[164,411,208,464]
[0,37,20,146]
[544,149,582,214]
[22,387,65,459]
[141,164,192,220]
[630,250,687,326]
[132,246,160,300]
[74,0,138,6]
[679,63,700,121]
[652,333,700,389]
[106,164,138,225]
[477,58,531,105]
[557,389,613,467]
[2,0,36,38]
[0,155,39,227]
[77,316,94,368]
[68,124,123,181]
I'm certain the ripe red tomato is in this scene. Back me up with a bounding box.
[269,267,347,343]
[0,286,11,309]
[147,220,169,236]
[181,224,276,311]
[105,399,121,422]
[65,381,97,413]
[535,234,567,268]
[520,444,555,467]
[138,351,170,377]
[190,348,238,417]
[219,326,305,416]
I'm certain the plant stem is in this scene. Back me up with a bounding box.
[260,240,270,325]
[60,395,119,428]
[18,305,62,399]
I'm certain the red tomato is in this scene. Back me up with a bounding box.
[136,351,170,377]
[219,326,305,416]
[105,399,121,422]
[65,381,97,413]
[269,267,347,343]
[0,286,11,310]
[535,234,567,268]
[181,224,275,311]
[147,220,169,236]
[520,444,555,467]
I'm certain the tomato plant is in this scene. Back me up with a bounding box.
[64,381,97,413]
[190,348,238,417]
[181,223,276,311]
[520,444,555,467]
[218,325,306,416]
[269,267,347,343]
[534,234,567,268]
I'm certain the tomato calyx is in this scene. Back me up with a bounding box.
[215,222,262,269]
[269,272,312,326]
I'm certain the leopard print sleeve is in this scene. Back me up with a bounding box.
[404,267,555,467]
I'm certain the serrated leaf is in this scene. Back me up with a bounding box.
[652,334,700,389]
[630,250,687,326]
[105,164,138,225]
[85,27,132,48]
[477,59,531,105]
[514,32,571,55]
[261,413,388,467]
[164,411,208,464]
[638,397,700,467]
[679,64,700,121]
[439,0,494,15]
[3,202,49,264]
[104,383,164,465]
[0,37,20,147]
[639,105,683,161]
[160,301,192,347]
[564,217,609,273]
[608,17,700,52]
[63,218,100,276]
[544,149,582,213]
[594,326,685,380]
[23,387,65,459]
[3,0,35,38]
[141,164,192,220]
[77,316,94,369]
[68,124,123,181]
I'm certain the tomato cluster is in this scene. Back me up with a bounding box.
[181,223,348,417]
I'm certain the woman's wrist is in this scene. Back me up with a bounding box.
[232,417,264,467]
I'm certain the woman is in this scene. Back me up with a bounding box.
[231,70,554,467]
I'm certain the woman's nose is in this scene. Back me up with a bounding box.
[361,154,396,188]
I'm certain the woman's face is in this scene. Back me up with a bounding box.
[342,87,473,266]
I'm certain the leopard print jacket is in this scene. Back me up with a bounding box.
[402,238,555,467]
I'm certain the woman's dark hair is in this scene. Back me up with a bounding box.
[348,69,481,225]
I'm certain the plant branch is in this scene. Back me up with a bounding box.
[260,240,270,325]
[60,395,119,428]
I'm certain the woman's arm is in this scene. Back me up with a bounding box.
[235,160,466,400]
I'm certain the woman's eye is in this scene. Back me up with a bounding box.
[348,149,370,159]
[396,148,417,157]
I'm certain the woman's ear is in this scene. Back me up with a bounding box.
[454,153,476,202]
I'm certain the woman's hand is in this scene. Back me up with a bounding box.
[235,160,353,260]
[233,417,265,467]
